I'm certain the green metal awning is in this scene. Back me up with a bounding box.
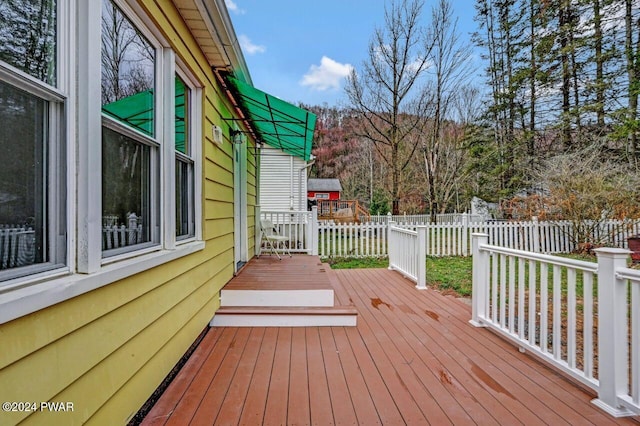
[101,79,186,152]
[225,76,316,161]
[102,89,155,137]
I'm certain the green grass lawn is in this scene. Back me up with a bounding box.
[322,256,389,269]
[322,255,474,295]
[324,253,605,299]
[426,256,474,297]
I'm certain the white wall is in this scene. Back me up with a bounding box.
[259,145,308,211]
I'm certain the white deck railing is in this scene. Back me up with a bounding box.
[259,208,318,255]
[597,262,640,416]
[388,224,426,289]
[102,213,144,250]
[471,233,640,417]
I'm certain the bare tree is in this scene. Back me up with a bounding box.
[101,1,154,104]
[345,0,433,214]
[533,147,640,250]
[421,0,473,219]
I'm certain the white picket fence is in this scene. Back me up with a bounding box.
[388,225,426,289]
[369,212,484,224]
[315,218,640,258]
[471,233,640,417]
[370,214,433,224]
[0,226,36,269]
[317,221,388,258]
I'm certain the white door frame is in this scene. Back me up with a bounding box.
[234,141,249,272]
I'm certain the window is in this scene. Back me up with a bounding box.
[101,0,159,257]
[315,193,329,199]
[0,0,66,283]
[175,74,195,240]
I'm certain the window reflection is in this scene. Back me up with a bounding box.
[101,0,155,137]
[175,75,194,239]
[175,76,188,155]
[102,126,152,252]
[0,0,57,85]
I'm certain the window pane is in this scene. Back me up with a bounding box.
[175,158,193,238]
[0,80,47,271]
[101,0,155,137]
[102,126,153,254]
[175,76,188,155]
[0,0,57,85]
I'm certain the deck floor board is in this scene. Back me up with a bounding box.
[142,256,640,425]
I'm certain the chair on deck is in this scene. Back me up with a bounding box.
[259,219,292,260]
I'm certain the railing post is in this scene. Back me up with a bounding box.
[311,206,319,256]
[470,233,489,327]
[532,216,540,253]
[462,212,469,256]
[416,226,427,290]
[304,209,311,255]
[387,220,396,271]
[593,248,634,417]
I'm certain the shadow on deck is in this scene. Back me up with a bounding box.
[141,256,639,425]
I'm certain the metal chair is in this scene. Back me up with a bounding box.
[259,219,292,260]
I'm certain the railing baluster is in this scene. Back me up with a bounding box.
[528,259,537,346]
[552,264,562,361]
[567,268,577,369]
[632,280,640,405]
[509,256,516,334]
[491,253,498,322]
[500,254,506,328]
[583,271,593,379]
[540,262,549,352]
[518,258,526,340]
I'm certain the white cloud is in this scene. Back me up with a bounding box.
[238,34,265,55]
[301,56,353,91]
[225,0,245,14]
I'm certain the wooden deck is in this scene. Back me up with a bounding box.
[223,255,334,292]
[141,257,640,425]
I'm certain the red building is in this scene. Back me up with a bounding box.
[307,178,342,201]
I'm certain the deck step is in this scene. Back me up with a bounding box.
[220,288,335,307]
[210,306,357,327]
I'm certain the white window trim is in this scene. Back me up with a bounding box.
[77,0,103,273]
[100,1,164,261]
[95,0,204,257]
[0,0,206,320]
[163,50,177,250]
[174,62,202,245]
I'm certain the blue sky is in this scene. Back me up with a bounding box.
[225,0,482,107]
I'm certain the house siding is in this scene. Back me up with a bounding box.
[259,145,308,211]
[0,1,256,425]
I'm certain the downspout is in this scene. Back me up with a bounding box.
[290,156,294,210]
[298,159,315,211]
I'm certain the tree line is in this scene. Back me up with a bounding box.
[308,0,640,221]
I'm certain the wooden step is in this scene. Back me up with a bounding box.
[210,306,358,327]
[220,288,335,307]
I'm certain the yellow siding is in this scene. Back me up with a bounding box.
[0,1,257,424]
